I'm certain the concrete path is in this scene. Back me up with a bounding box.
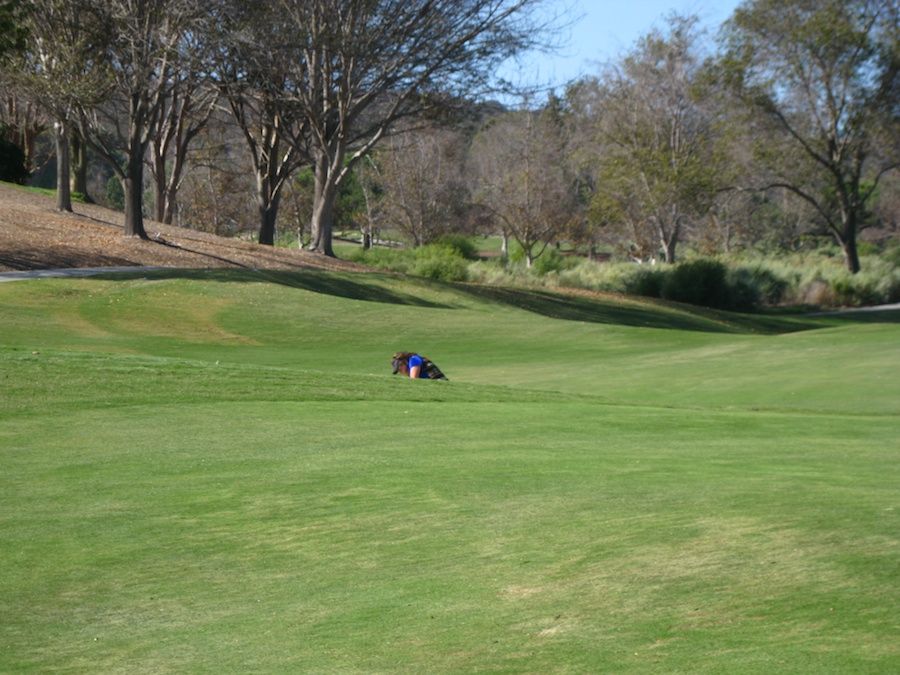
[802,303,900,315]
[0,267,171,282]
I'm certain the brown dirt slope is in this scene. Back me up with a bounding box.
[0,182,366,273]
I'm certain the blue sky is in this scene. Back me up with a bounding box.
[501,0,744,91]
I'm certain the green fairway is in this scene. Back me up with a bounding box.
[1,270,897,672]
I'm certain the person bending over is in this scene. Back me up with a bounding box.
[391,352,448,380]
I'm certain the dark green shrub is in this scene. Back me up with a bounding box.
[342,245,412,273]
[623,266,666,298]
[725,268,762,312]
[744,266,788,306]
[413,250,469,282]
[0,127,28,184]
[435,235,478,260]
[532,248,565,276]
[661,259,730,309]
[833,277,881,307]
[106,177,125,211]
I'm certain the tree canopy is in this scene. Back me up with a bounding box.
[719,0,900,272]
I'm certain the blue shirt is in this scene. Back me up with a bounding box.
[409,354,431,378]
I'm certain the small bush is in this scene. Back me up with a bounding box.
[412,244,469,282]
[342,246,413,273]
[725,267,762,313]
[622,266,666,298]
[0,126,28,185]
[746,266,788,306]
[532,248,566,276]
[661,259,731,309]
[435,235,478,260]
[413,254,469,282]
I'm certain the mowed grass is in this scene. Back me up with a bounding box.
[1,269,898,673]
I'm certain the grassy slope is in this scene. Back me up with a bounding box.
[1,269,898,673]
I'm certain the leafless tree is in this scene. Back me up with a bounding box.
[12,0,109,211]
[146,28,218,225]
[470,103,577,267]
[375,128,471,246]
[211,0,312,245]
[175,114,256,236]
[81,0,205,238]
[268,0,562,256]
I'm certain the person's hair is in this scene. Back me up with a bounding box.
[391,351,414,375]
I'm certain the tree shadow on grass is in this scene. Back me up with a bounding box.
[103,268,899,333]
[111,268,451,308]
[456,285,820,334]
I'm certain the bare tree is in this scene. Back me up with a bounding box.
[271,0,561,257]
[376,128,471,246]
[81,0,204,238]
[12,0,108,211]
[147,35,218,225]
[175,113,256,236]
[211,0,312,245]
[470,102,577,267]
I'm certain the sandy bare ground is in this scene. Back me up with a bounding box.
[0,183,366,274]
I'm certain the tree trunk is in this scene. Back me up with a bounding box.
[255,167,282,245]
[836,178,862,274]
[152,143,167,223]
[123,142,148,239]
[258,199,280,245]
[661,239,677,264]
[660,218,680,264]
[69,131,91,202]
[162,144,187,225]
[838,227,861,274]
[308,150,337,256]
[54,120,72,213]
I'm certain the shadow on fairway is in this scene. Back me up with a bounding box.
[105,268,451,308]
[99,268,898,333]
[455,285,817,334]
[804,308,900,325]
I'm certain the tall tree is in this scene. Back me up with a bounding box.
[273,0,558,256]
[212,0,310,245]
[583,14,719,264]
[13,0,107,211]
[470,101,577,267]
[146,27,218,225]
[81,0,204,238]
[376,128,471,246]
[720,0,900,273]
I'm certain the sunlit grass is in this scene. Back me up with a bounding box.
[1,270,897,672]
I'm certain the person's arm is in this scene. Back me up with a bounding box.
[408,364,421,378]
